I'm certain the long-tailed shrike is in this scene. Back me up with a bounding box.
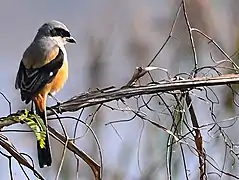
[15,20,76,168]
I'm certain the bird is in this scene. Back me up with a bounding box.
[15,20,76,168]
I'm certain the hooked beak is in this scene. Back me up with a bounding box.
[66,36,76,43]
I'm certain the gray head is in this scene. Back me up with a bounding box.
[34,20,76,44]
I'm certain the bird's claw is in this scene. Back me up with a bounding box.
[56,101,63,114]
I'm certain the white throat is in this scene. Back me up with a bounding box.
[50,37,68,61]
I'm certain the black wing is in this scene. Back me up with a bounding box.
[15,48,64,104]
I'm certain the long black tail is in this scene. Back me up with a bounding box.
[35,106,52,168]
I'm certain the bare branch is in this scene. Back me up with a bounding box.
[47,73,239,115]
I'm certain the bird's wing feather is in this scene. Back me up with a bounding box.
[15,46,64,103]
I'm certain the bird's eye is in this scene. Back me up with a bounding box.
[61,30,70,37]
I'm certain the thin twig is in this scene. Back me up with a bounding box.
[147,1,182,66]
[191,28,239,71]
[185,93,205,180]
[48,126,101,180]
[182,0,198,71]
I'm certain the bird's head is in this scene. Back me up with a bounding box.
[36,20,76,45]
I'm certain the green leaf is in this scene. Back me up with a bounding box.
[2,109,47,149]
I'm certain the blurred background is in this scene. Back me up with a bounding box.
[1,0,239,179]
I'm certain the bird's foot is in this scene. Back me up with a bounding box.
[49,93,63,114]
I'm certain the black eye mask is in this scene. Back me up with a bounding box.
[50,27,70,38]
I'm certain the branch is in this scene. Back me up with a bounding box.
[185,94,205,180]
[182,0,198,70]
[0,134,45,180]
[1,73,239,180]
[0,117,101,180]
[48,73,239,115]
[48,126,101,180]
